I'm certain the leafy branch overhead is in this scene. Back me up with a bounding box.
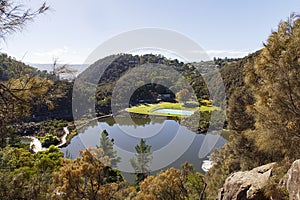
[0,1,49,40]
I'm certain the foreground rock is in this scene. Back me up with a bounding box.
[286,159,300,200]
[218,162,275,200]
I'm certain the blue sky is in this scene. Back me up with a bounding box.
[2,0,300,64]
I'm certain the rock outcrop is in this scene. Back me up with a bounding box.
[218,162,275,200]
[286,159,300,200]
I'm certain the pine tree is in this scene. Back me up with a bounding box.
[245,14,300,160]
[130,139,152,188]
[227,86,255,133]
[98,130,120,168]
[205,16,300,198]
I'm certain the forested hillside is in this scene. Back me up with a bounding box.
[76,54,211,116]
[1,51,244,124]
[0,53,51,81]
[205,15,300,199]
[1,1,299,198]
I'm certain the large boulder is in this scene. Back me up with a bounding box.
[218,163,275,200]
[286,159,300,200]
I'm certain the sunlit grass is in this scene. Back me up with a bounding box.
[126,102,217,117]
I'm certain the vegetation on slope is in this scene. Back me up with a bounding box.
[205,15,300,199]
[1,1,299,198]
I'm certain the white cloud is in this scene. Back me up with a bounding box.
[33,46,69,58]
[205,49,252,59]
[189,49,253,61]
[27,47,90,64]
[22,47,253,64]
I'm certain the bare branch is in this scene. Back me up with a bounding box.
[0,1,49,40]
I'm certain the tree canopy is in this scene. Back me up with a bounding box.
[130,139,152,188]
[206,15,300,198]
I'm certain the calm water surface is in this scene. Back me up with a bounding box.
[62,116,226,181]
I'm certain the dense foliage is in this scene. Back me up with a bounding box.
[98,130,121,168]
[75,54,210,116]
[0,146,63,199]
[130,139,152,188]
[0,53,51,81]
[1,1,299,198]
[205,15,300,199]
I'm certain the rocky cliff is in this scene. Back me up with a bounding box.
[286,159,300,200]
[217,159,300,200]
[218,163,275,200]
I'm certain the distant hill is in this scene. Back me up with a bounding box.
[30,63,88,73]
[75,54,212,116]
[30,63,88,80]
[199,50,261,104]
[1,51,263,123]
[0,53,74,122]
[0,53,51,81]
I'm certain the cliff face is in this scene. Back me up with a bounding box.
[218,163,275,200]
[217,159,300,200]
[286,160,300,200]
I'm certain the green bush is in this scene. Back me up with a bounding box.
[41,134,60,148]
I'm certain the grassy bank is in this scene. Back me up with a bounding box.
[126,102,217,117]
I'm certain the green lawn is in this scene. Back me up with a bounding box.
[126,102,217,117]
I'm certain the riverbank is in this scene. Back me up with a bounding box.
[25,136,45,153]
[57,126,70,148]
[26,125,71,153]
